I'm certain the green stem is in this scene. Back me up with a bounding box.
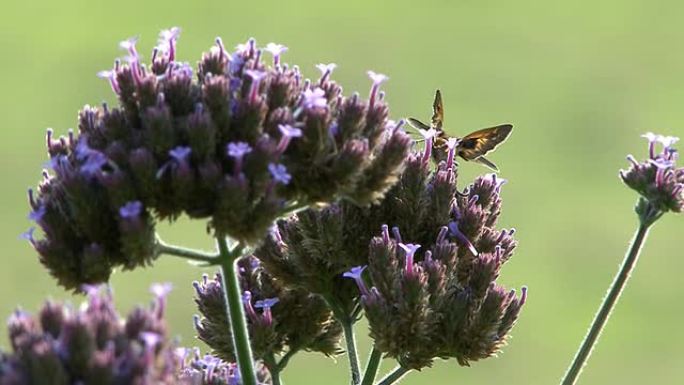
[322,294,361,385]
[264,353,281,385]
[376,365,409,385]
[216,236,257,385]
[277,349,297,372]
[155,236,218,263]
[342,318,361,385]
[560,221,654,385]
[361,346,382,385]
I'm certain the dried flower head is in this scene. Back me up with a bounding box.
[193,256,342,367]
[26,29,411,290]
[257,147,526,369]
[620,132,683,221]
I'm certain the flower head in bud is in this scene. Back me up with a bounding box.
[621,132,684,218]
[193,266,342,364]
[0,284,217,383]
[258,143,525,369]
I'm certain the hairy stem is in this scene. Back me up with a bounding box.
[361,346,382,385]
[560,221,653,385]
[342,319,362,385]
[216,236,257,385]
[376,365,409,385]
[155,236,218,263]
[322,294,361,385]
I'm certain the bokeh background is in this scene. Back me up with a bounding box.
[2,0,684,384]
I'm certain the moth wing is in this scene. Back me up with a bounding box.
[430,89,444,130]
[457,124,513,161]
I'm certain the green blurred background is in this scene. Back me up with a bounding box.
[2,0,683,383]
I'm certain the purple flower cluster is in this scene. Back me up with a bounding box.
[192,257,342,369]
[257,144,526,369]
[620,133,683,217]
[177,348,271,385]
[0,284,175,384]
[26,28,411,290]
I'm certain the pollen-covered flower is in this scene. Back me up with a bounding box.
[257,148,526,369]
[192,256,342,370]
[27,28,412,289]
[620,132,684,217]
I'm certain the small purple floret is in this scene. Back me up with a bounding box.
[169,146,192,162]
[398,243,421,276]
[343,265,370,297]
[119,201,143,219]
[302,88,327,109]
[227,142,253,159]
[269,163,292,185]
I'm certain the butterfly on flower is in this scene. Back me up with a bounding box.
[407,89,513,171]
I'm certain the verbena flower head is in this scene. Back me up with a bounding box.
[192,256,342,365]
[26,28,411,290]
[620,132,683,220]
[257,150,526,369]
[1,284,172,384]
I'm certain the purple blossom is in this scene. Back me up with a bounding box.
[97,69,121,94]
[150,282,173,298]
[227,142,253,159]
[418,128,437,165]
[302,88,327,109]
[381,224,391,244]
[169,146,192,162]
[446,137,460,169]
[235,38,256,56]
[316,63,337,83]
[276,124,303,154]
[343,265,370,297]
[367,70,388,86]
[140,331,162,348]
[80,151,108,176]
[245,69,267,102]
[242,291,257,320]
[367,70,388,107]
[20,227,36,244]
[119,36,142,83]
[448,221,479,256]
[254,297,279,325]
[119,36,139,57]
[28,205,46,222]
[227,142,252,175]
[398,243,421,276]
[119,201,143,219]
[264,43,288,66]
[157,27,181,62]
[268,163,292,185]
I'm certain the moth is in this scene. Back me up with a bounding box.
[407,89,513,171]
